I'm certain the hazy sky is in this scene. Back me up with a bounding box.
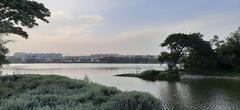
[7,0,240,56]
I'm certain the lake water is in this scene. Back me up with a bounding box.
[1,63,240,110]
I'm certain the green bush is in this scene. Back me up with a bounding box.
[138,70,180,81]
[101,91,162,110]
[0,74,163,110]
[116,70,180,81]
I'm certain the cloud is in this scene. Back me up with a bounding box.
[87,12,240,55]
[7,11,240,56]
[7,11,106,55]
[35,0,117,14]
[33,11,105,38]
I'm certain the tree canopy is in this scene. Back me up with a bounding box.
[0,38,9,65]
[0,0,51,38]
[0,0,50,65]
[214,30,240,69]
[159,28,240,75]
[159,33,216,72]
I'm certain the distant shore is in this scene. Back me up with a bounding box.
[7,53,158,64]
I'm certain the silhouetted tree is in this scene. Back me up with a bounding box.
[159,33,216,72]
[0,0,51,38]
[215,30,240,69]
[0,38,10,65]
[0,0,50,65]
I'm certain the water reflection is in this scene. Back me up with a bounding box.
[1,64,240,110]
[158,79,240,110]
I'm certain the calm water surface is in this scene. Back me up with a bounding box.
[1,63,240,110]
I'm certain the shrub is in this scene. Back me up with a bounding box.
[0,74,163,110]
[116,70,180,81]
[101,91,162,110]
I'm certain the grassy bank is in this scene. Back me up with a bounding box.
[116,70,180,81]
[116,69,240,81]
[0,74,162,110]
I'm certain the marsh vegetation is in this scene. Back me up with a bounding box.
[0,74,162,110]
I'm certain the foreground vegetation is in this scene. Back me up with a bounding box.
[0,74,162,110]
[116,70,180,81]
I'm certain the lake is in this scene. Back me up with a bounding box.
[1,63,240,110]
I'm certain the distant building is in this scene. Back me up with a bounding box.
[8,52,158,63]
[13,52,63,63]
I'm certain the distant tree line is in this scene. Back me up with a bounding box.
[98,55,158,63]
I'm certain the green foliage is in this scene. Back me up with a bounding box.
[0,0,50,66]
[161,33,213,55]
[210,35,224,49]
[0,0,51,38]
[214,31,240,69]
[0,75,163,110]
[158,51,180,70]
[116,70,180,81]
[139,70,180,81]
[101,91,162,110]
[99,56,158,63]
[0,38,10,66]
[158,28,240,76]
[159,33,216,72]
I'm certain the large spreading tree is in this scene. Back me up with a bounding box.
[0,0,50,65]
[159,33,216,72]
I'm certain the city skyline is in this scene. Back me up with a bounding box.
[6,0,240,56]
[8,52,157,63]
[10,52,157,56]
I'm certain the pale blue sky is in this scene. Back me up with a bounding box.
[8,0,240,55]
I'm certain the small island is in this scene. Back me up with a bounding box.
[116,70,180,81]
[117,29,240,81]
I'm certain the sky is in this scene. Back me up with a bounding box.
[7,0,240,56]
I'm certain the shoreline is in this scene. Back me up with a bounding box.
[116,70,240,81]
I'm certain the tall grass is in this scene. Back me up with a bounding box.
[0,74,162,110]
